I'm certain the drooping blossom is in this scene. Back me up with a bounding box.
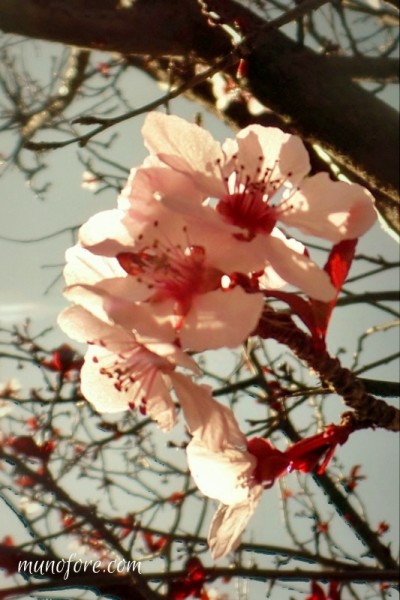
[74,190,265,351]
[172,373,259,502]
[172,373,263,559]
[140,112,376,299]
[58,304,199,431]
[174,373,353,559]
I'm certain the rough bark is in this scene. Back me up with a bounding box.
[246,30,399,233]
[0,0,232,59]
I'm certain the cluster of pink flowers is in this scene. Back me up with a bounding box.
[59,112,376,559]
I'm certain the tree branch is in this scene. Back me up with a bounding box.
[257,309,400,432]
[325,55,399,83]
[0,0,232,60]
[21,48,90,142]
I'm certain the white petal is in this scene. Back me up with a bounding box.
[187,439,256,505]
[63,245,125,287]
[181,288,264,351]
[58,305,135,350]
[208,486,263,560]
[80,347,134,413]
[225,126,310,187]
[145,375,177,431]
[79,209,133,253]
[172,372,247,451]
[282,173,377,242]
[142,112,224,196]
[122,163,204,208]
[263,235,336,301]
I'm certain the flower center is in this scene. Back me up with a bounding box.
[91,341,169,413]
[215,155,295,239]
[117,227,223,328]
[217,188,277,239]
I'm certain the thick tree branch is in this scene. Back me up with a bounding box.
[246,33,399,221]
[0,0,232,60]
[325,55,399,83]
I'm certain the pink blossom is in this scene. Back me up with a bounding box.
[62,244,179,343]
[142,113,376,300]
[58,305,198,431]
[144,113,376,241]
[76,192,265,351]
[120,153,335,303]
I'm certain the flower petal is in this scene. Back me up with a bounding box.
[263,235,336,301]
[173,373,257,503]
[121,162,204,208]
[143,112,224,196]
[142,374,177,431]
[58,305,132,348]
[282,173,377,242]
[180,288,264,351]
[208,486,263,560]
[79,345,177,429]
[79,209,134,254]
[228,125,310,187]
[80,346,136,413]
[172,372,247,451]
[63,245,125,287]
[186,439,256,505]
